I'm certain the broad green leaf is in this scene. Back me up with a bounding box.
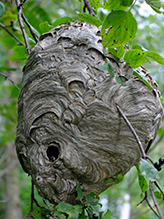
[56,202,74,212]
[98,63,108,71]
[78,208,88,219]
[132,44,143,51]
[103,209,112,219]
[121,0,134,6]
[154,191,162,200]
[86,192,99,204]
[24,3,51,34]
[106,58,114,78]
[89,0,101,10]
[52,17,73,28]
[104,171,124,185]
[76,183,83,201]
[158,128,164,137]
[145,51,164,65]
[86,207,94,217]
[124,49,146,68]
[10,85,21,98]
[114,172,124,183]
[133,71,152,91]
[0,1,5,17]
[138,174,148,193]
[39,21,52,34]
[8,46,28,61]
[41,208,51,216]
[54,211,67,219]
[116,76,124,86]
[101,11,137,48]
[139,158,159,181]
[104,0,128,11]
[146,0,161,13]
[108,46,124,59]
[76,12,102,27]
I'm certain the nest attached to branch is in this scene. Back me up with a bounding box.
[15,22,163,205]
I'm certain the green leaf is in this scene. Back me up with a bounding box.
[139,158,159,182]
[76,183,83,201]
[104,0,128,11]
[86,192,99,204]
[103,177,113,186]
[145,51,164,65]
[133,71,152,91]
[106,58,114,78]
[104,172,124,185]
[103,209,112,219]
[132,44,143,51]
[0,66,16,71]
[56,202,74,212]
[116,76,124,86]
[158,128,164,137]
[0,1,5,17]
[54,211,66,219]
[98,63,108,71]
[154,191,162,200]
[108,46,125,59]
[89,0,101,10]
[10,85,20,98]
[8,46,28,61]
[76,12,102,27]
[101,10,137,48]
[124,49,146,68]
[146,0,161,13]
[52,17,73,28]
[43,198,50,207]
[138,174,148,193]
[39,21,52,34]
[121,0,134,7]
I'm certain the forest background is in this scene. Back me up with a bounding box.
[1,0,164,219]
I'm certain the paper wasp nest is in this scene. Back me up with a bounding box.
[15,22,163,205]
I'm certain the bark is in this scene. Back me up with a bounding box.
[15,22,163,205]
[5,142,22,219]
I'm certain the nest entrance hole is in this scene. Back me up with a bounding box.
[46,144,60,162]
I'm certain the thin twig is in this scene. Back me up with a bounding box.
[0,22,25,46]
[15,0,31,55]
[145,156,155,165]
[116,104,146,159]
[150,181,164,219]
[154,181,164,200]
[83,0,97,17]
[21,13,39,43]
[143,191,160,218]
[0,72,20,91]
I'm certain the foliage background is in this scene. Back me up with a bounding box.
[0,0,164,219]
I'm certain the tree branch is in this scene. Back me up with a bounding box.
[15,0,31,55]
[83,0,97,17]
[0,72,20,91]
[137,191,160,218]
[0,22,25,46]
[149,181,164,219]
[116,104,146,159]
[21,13,39,43]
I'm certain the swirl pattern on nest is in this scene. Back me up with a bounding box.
[15,22,163,204]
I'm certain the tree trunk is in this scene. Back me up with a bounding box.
[5,142,22,219]
[15,22,163,205]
